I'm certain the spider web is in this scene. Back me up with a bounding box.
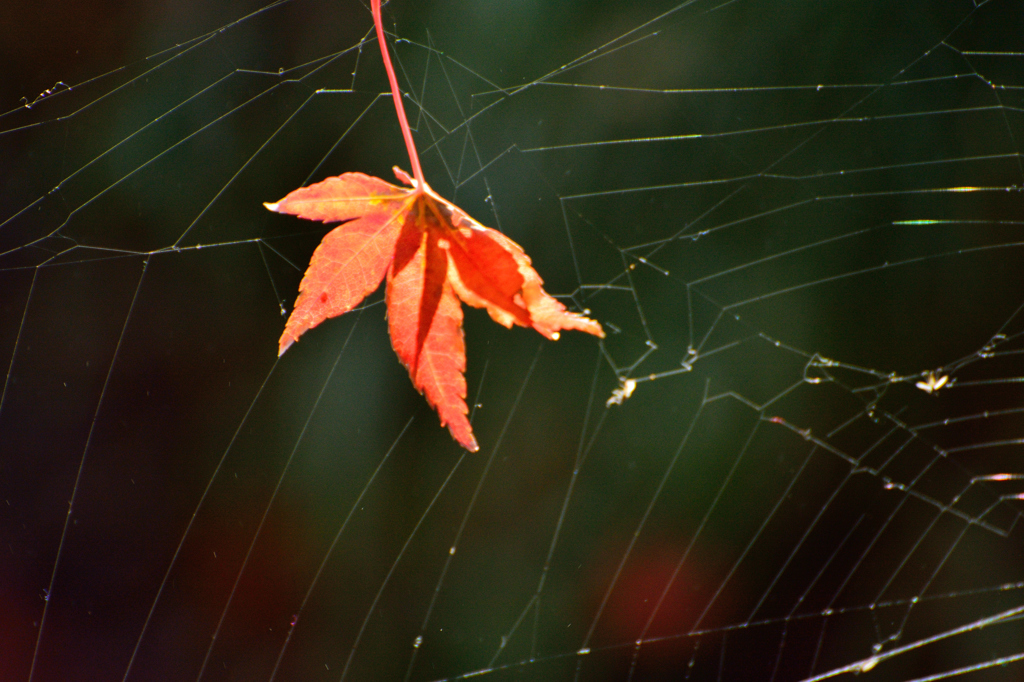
[2,0,1024,680]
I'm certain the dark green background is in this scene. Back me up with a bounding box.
[2,1,1023,680]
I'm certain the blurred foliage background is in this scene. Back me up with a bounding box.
[2,1,1023,680]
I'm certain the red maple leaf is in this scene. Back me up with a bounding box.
[266,0,603,452]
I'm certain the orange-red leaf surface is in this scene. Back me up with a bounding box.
[266,168,603,452]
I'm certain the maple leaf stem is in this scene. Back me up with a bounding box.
[371,0,425,187]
